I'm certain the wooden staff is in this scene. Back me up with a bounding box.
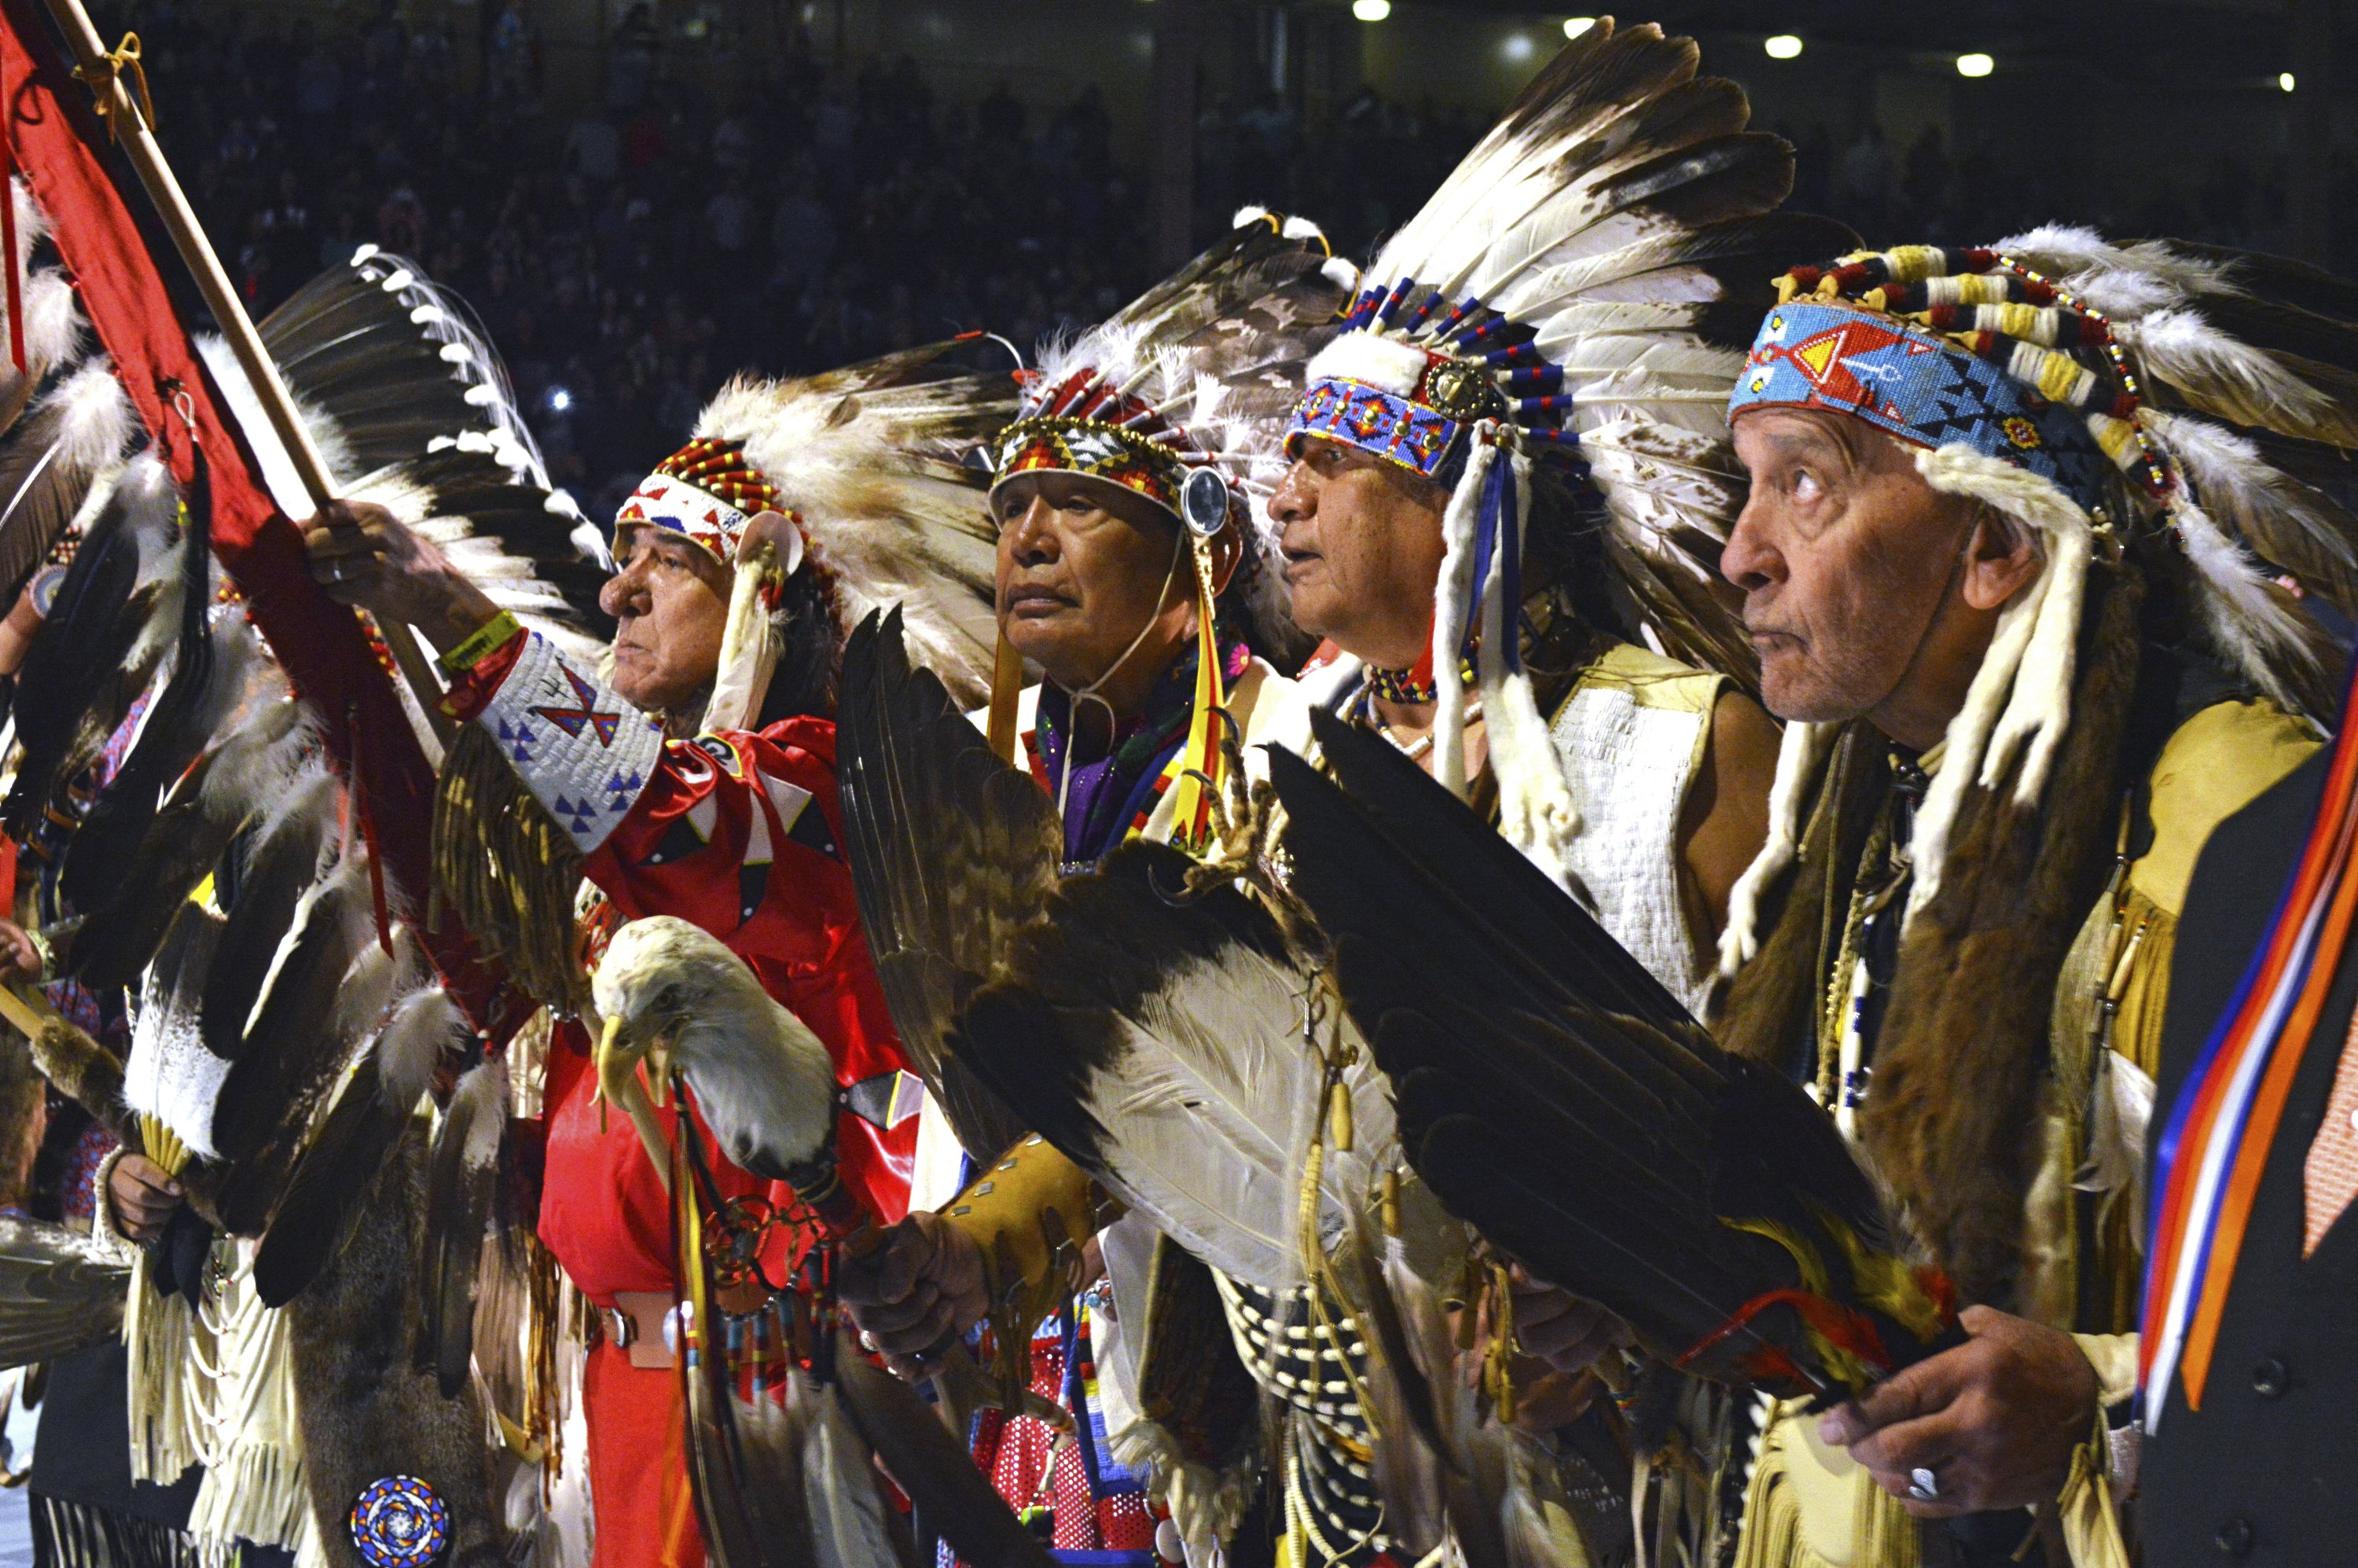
[0,979,53,1038]
[40,0,455,745]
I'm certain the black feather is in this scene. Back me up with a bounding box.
[62,704,299,991]
[836,608,1041,1163]
[2,483,151,843]
[259,254,610,636]
[252,1041,414,1307]
[208,861,369,1187]
[946,838,1298,1187]
[0,380,129,612]
[259,255,509,472]
[58,490,216,916]
[417,1064,498,1398]
[198,786,332,1065]
[1268,710,1955,1397]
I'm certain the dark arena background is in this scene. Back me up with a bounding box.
[84,0,2352,525]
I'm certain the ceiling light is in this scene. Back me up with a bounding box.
[1764,34,1802,59]
[1351,0,1389,19]
[1956,52,1993,78]
[1563,17,1596,39]
[1502,32,1535,62]
[2280,72,2297,92]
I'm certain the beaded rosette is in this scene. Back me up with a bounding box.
[349,1475,450,1568]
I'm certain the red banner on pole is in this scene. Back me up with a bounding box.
[0,0,513,1033]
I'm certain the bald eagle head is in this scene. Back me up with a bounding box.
[590,916,838,1184]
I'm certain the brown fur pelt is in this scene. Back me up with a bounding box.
[0,1029,44,1204]
[1717,723,1892,1077]
[1717,560,2146,1308]
[1863,559,2145,1305]
[26,1016,129,1139]
[287,1120,507,1566]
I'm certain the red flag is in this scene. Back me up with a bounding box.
[0,0,516,1034]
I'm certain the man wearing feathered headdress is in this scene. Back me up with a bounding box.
[305,348,1012,1568]
[838,14,1848,1542]
[1503,230,2358,1568]
[839,211,1347,1568]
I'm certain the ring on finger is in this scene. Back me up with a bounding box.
[1907,1467,1940,1504]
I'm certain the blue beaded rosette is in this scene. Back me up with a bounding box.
[349,1474,450,1567]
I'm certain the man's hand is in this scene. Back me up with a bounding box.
[106,1153,183,1246]
[302,499,501,653]
[1504,1268,1633,1376]
[836,1211,989,1380]
[1818,1305,2099,1518]
[1469,1269,1634,1433]
[0,920,40,983]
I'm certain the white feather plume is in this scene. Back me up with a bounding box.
[2166,494,2316,711]
[697,369,1007,706]
[2143,408,2358,592]
[1071,944,1398,1293]
[2114,309,2358,446]
[1993,226,2234,298]
[373,982,468,1113]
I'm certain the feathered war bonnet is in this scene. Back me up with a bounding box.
[1280,18,1851,879]
[1717,235,2358,975]
[641,343,1018,729]
[982,208,1357,852]
[435,343,1013,1011]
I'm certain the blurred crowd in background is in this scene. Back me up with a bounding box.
[117,0,2310,520]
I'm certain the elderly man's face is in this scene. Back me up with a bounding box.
[599,525,733,713]
[993,471,1192,697]
[1268,435,1448,670]
[1721,407,2004,731]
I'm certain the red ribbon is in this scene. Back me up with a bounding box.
[0,0,510,1031]
[1676,1286,1900,1392]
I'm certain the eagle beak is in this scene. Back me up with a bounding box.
[594,1014,673,1192]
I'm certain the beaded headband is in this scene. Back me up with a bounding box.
[1284,336,1510,480]
[989,368,1242,536]
[990,416,1192,517]
[1728,302,2111,511]
[615,437,789,567]
[1731,245,2179,512]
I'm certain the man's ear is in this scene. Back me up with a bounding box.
[1959,506,2044,612]
[1206,525,1245,597]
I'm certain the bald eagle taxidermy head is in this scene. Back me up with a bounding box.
[590,916,837,1186]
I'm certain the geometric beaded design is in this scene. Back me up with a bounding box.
[1729,301,2109,509]
[349,1475,450,1568]
[1284,376,1460,479]
[478,632,665,855]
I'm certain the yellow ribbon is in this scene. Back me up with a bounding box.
[1162,535,1232,855]
[75,33,156,141]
